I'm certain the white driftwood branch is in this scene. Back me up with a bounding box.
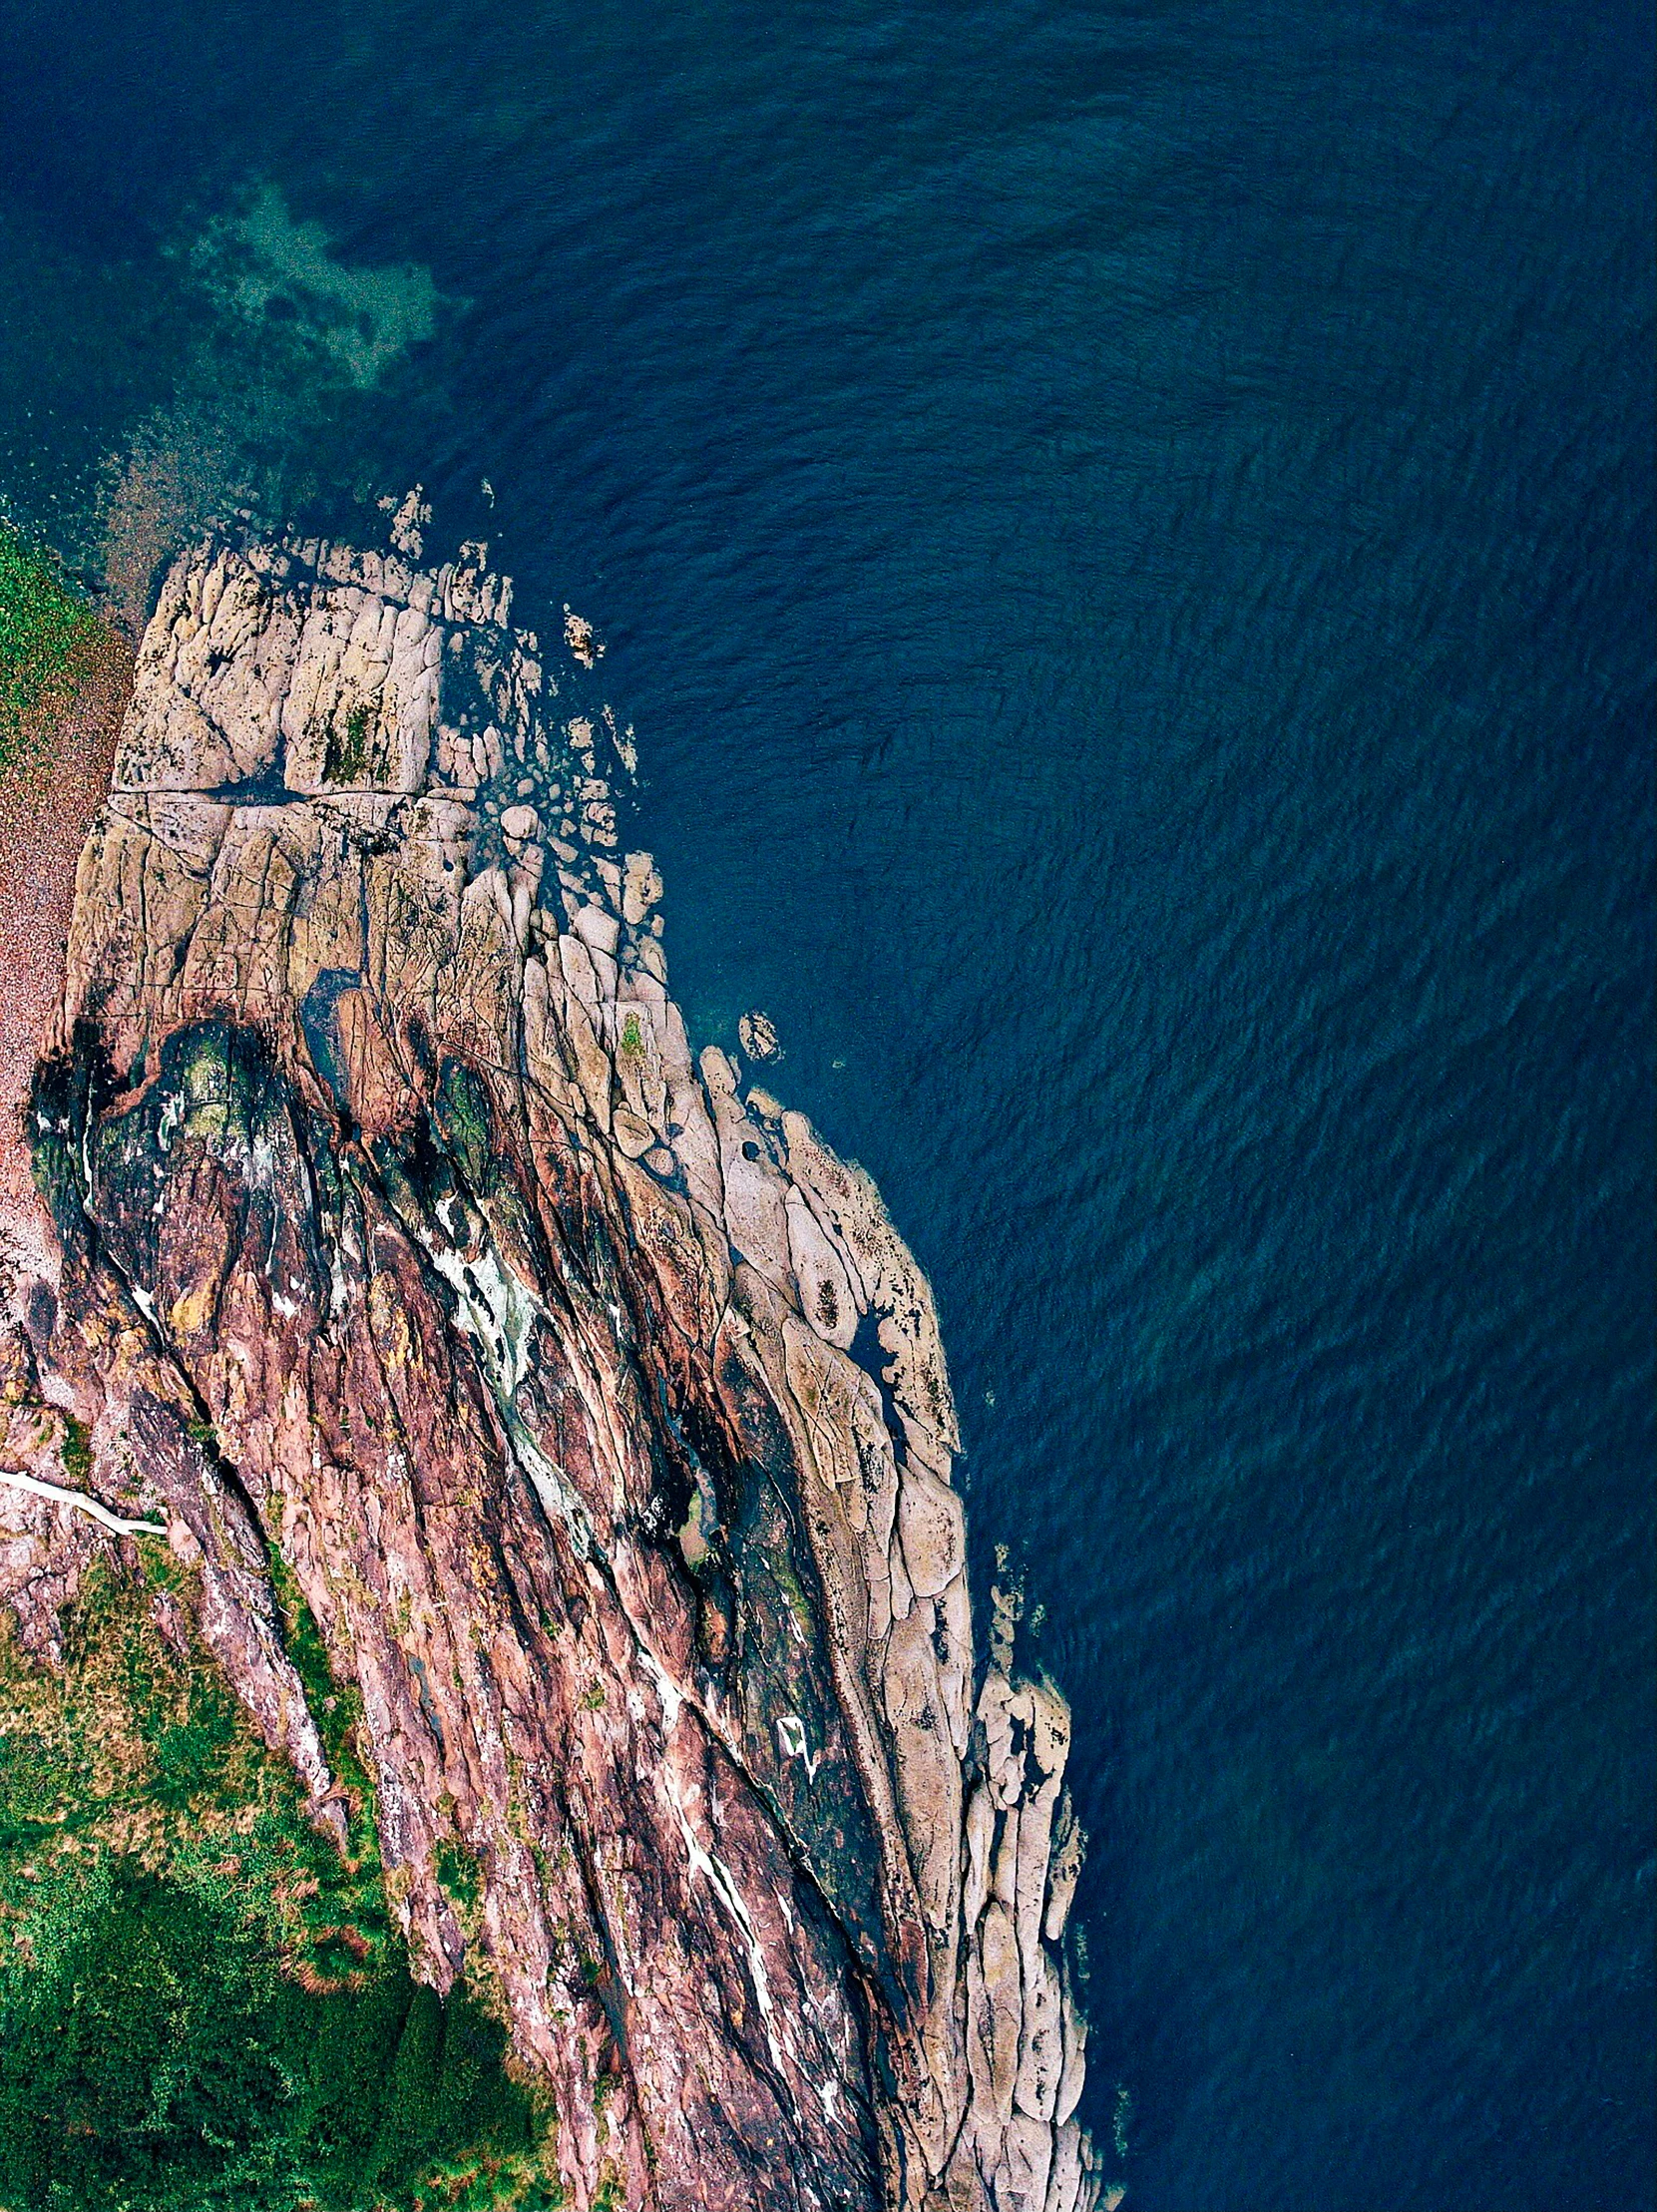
[0,1467,167,1537]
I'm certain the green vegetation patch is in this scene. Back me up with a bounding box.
[0,1553,562,2211]
[0,518,103,774]
[435,1061,497,1198]
[322,696,380,784]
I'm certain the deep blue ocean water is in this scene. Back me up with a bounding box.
[1,3,1651,2205]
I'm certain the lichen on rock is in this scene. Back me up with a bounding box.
[3,519,1114,2211]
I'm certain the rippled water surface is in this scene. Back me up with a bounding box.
[2,3,1652,2204]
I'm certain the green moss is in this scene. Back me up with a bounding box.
[322,697,377,784]
[266,1548,379,1865]
[435,1839,482,1917]
[0,519,103,774]
[435,1061,496,1196]
[0,1556,559,2211]
[618,1014,642,1060]
[0,1861,554,2212]
[58,1417,93,1490]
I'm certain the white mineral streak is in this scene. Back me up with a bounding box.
[56,524,1110,2212]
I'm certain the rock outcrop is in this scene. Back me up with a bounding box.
[1,522,1112,2210]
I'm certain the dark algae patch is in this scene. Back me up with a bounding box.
[0,1555,562,2211]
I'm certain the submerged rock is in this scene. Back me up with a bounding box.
[739,1007,782,1063]
[2,524,1110,2211]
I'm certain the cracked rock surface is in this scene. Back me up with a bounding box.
[3,525,1111,2211]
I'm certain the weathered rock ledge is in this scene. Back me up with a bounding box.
[0,516,1114,2210]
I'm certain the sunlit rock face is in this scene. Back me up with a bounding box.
[5,523,1105,2211]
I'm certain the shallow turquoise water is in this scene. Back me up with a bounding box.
[1,2,1651,2204]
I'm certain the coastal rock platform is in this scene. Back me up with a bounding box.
[0,523,1110,2211]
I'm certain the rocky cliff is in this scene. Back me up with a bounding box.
[0,513,1111,2211]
